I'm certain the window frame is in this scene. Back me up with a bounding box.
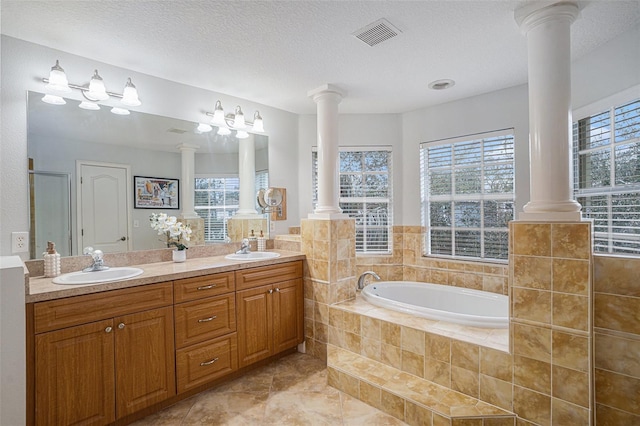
[312,146,393,255]
[573,88,640,256]
[420,129,516,263]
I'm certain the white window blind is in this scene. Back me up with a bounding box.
[420,130,515,261]
[194,171,269,242]
[312,147,393,254]
[573,98,640,255]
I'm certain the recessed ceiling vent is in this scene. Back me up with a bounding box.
[167,128,188,134]
[352,18,401,47]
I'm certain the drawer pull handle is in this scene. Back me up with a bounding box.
[197,284,216,290]
[200,357,219,366]
[198,315,217,323]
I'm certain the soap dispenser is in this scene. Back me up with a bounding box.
[257,230,266,252]
[43,241,61,278]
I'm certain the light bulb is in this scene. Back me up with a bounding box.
[252,111,264,132]
[197,123,213,133]
[217,126,231,136]
[211,100,225,125]
[233,106,246,129]
[45,60,71,93]
[236,130,249,139]
[87,70,109,101]
[121,78,141,106]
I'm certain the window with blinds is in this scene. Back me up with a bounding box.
[195,171,269,242]
[420,130,515,261]
[312,147,393,254]
[573,98,640,255]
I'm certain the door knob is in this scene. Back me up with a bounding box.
[119,236,126,241]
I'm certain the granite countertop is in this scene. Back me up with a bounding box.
[26,250,305,303]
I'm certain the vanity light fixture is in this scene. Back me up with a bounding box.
[42,94,66,105]
[78,101,100,110]
[205,100,265,137]
[111,107,130,115]
[45,60,71,93]
[41,60,142,110]
[196,123,213,133]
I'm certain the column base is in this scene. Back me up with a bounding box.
[518,211,583,222]
[308,212,350,220]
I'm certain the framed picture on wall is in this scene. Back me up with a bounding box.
[134,176,179,209]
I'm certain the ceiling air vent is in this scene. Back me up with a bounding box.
[352,18,401,47]
[167,128,188,134]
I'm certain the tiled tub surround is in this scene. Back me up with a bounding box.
[327,298,514,425]
[593,255,640,424]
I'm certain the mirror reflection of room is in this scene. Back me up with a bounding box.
[27,91,268,259]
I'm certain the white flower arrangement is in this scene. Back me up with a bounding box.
[149,213,192,250]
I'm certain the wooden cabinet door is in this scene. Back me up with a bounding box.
[35,319,115,426]
[114,306,176,418]
[273,279,303,354]
[237,285,273,367]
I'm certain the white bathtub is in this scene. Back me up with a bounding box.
[361,281,508,328]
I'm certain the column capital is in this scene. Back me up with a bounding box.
[515,1,579,33]
[175,143,199,152]
[307,84,347,103]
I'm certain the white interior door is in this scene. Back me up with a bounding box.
[79,162,131,253]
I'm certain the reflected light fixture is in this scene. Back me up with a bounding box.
[197,123,213,133]
[41,60,142,112]
[205,100,265,137]
[111,107,130,115]
[42,94,66,105]
[79,101,100,110]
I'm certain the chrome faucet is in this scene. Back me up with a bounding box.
[83,247,109,272]
[236,238,251,254]
[357,271,380,291]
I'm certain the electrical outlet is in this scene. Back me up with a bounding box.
[12,232,29,253]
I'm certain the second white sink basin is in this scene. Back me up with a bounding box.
[225,252,281,261]
[52,267,144,285]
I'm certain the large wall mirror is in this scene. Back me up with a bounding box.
[27,91,268,260]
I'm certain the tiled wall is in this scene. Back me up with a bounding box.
[300,218,356,361]
[509,222,593,426]
[593,255,640,424]
[356,226,509,295]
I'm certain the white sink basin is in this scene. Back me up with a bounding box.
[52,267,144,285]
[224,252,281,261]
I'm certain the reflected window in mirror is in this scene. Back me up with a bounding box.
[195,171,268,242]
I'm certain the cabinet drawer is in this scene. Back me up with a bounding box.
[174,293,236,348]
[176,333,238,394]
[174,272,235,303]
[34,282,173,334]
[235,261,303,290]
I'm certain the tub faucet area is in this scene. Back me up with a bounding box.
[357,271,381,291]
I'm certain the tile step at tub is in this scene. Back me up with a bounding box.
[328,345,515,425]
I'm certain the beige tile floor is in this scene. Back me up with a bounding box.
[132,352,408,425]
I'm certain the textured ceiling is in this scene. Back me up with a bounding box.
[2,1,639,114]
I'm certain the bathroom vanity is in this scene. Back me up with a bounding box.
[24,253,304,426]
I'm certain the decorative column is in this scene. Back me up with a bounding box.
[234,134,259,218]
[308,84,348,219]
[227,134,266,241]
[516,1,582,221]
[176,143,204,245]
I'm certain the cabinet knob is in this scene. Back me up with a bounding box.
[105,326,112,333]
[118,323,125,329]
[200,357,219,366]
[275,288,281,292]
[198,315,217,323]
[268,289,273,294]
[197,284,216,290]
